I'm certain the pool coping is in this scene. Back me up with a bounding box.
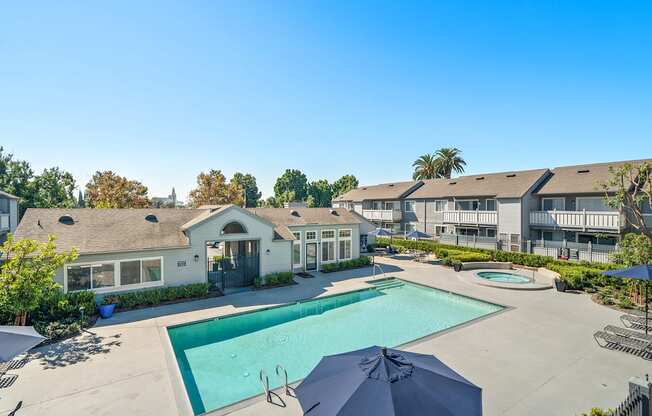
[160,277,513,416]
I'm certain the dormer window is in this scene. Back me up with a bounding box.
[222,221,247,234]
[145,214,158,223]
[58,214,74,225]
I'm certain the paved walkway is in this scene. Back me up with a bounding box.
[1,258,650,416]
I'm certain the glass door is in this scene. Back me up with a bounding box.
[306,242,318,271]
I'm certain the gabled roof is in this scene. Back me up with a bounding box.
[333,181,423,202]
[535,159,652,196]
[407,169,549,199]
[14,208,205,255]
[248,207,362,226]
[0,190,18,200]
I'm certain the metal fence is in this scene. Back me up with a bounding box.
[611,376,651,416]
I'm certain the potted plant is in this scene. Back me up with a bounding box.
[98,296,117,319]
[453,261,463,272]
[554,278,567,292]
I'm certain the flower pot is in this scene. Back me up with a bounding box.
[98,303,116,319]
[554,279,567,292]
[453,263,463,272]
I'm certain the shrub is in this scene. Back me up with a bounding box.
[103,283,210,311]
[320,256,371,273]
[449,252,492,263]
[256,272,295,287]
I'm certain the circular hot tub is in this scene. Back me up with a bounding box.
[476,271,531,284]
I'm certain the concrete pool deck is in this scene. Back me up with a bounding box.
[1,257,650,416]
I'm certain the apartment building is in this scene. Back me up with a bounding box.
[0,190,19,243]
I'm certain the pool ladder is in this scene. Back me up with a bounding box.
[259,364,293,405]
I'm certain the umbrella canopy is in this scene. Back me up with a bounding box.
[295,346,482,416]
[406,230,432,240]
[0,326,46,362]
[603,265,652,334]
[369,228,394,237]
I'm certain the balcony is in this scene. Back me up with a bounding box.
[529,210,621,231]
[0,213,9,231]
[361,209,402,222]
[441,210,498,226]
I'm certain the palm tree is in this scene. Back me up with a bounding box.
[433,148,466,179]
[412,153,438,180]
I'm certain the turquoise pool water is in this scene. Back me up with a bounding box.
[167,279,502,414]
[477,271,531,284]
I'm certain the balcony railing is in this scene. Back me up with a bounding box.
[0,213,9,231]
[361,209,402,222]
[441,210,498,225]
[529,210,621,231]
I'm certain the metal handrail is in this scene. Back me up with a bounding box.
[275,364,291,396]
[372,263,387,280]
[259,369,271,402]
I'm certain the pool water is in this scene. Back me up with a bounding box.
[477,271,531,284]
[167,279,502,414]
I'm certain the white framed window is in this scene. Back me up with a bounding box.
[384,201,396,210]
[485,199,497,211]
[576,197,611,212]
[455,200,479,211]
[338,229,352,238]
[434,225,446,236]
[338,228,352,260]
[292,232,302,266]
[486,228,497,238]
[404,201,415,212]
[64,256,163,293]
[542,198,564,211]
[306,231,317,240]
[321,229,336,263]
[433,200,447,212]
[321,230,335,239]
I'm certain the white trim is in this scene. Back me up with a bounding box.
[541,197,565,211]
[454,199,480,211]
[485,199,497,211]
[63,256,164,294]
[320,229,336,263]
[292,231,302,267]
[404,200,415,212]
[338,228,353,261]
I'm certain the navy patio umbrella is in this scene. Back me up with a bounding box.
[295,346,482,416]
[603,265,652,334]
[406,230,432,240]
[369,228,394,237]
[0,326,46,362]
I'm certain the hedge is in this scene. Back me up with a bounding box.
[321,256,372,273]
[254,272,295,288]
[31,290,97,340]
[102,283,211,311]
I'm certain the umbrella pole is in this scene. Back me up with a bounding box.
[646,282,649,335]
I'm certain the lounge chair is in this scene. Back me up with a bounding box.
[620,314,651,329]
[604,325,652,342]
[594,330,652,359]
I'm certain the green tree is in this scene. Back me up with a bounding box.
[188,170,243,208]
[412,154,439,180]
[611,233,652,266]
[31,167,77,208]
[85,171,150,208]
[601,161,652,240]
[308,179,333,207]
[0,235,78,325]
[273,169,308,205]
[232,172,262,208]
[332,175,359,198]
[433,147,466,179]
[260,196,279,208]
[0,146,34,216]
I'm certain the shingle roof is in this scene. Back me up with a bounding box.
[535,159,652,195]
[14,208,205,255]
[0,190,18,200]
[248,207,362,226]
[333,181,423,202]
[407,169,549,199]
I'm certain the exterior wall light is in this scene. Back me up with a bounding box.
[266,249,271,255]
[194,254,200,262]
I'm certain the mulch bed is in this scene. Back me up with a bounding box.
[295,272,314,278]
[252,281,298,290]
[320,264,373,274]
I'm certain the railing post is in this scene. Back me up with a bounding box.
[628,375,651,416]
[582,209,587,231]
[526,240,532,254]
[587,241,592,262]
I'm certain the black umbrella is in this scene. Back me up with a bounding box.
[604,265,652,334]
[295,346,482,416]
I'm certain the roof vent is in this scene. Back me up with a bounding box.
[145,213,158,223]
[58,214,74,225]
[577,169,590,174]
[448,181,457,185]
[506,174,516,178]
[388,184,395,187]
[475,177,485,181]
[329,209,338,215]
[290,210,300,217]
[362,187,368,190]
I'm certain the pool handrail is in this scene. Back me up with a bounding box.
[275,364,292,396]
[372,263,387,280]
[259,369,271,403]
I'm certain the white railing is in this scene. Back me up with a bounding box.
[362,209,402,222]
[529,210,620,231]
[441,210,498,225]
[0,214,9,230]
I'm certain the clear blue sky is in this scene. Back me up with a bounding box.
[1,1,651,201]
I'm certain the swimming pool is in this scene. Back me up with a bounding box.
[167,279,503,414]
[476,271,531,284]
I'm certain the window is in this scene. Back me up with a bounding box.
[542,198,564,211]
[120,258,162,286]
[292,232,301,266]
[435,226,447,236]
[576,197,610,212]
[321,230,335,239]
[405,223,417,232]
[306,231,317,240]
[222,222,246,234]
[384,202,396,210]
[433,200,447,212]
[455,200,479,211]
[338,229,351,238]
[321,241,335,262]
[486,199,496,211]
[339,240,352,260]
[642,199,652,214]
[542,231,554,241]
[486,229,497,238]
[66,263,115,291]
[404,201,415,212]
